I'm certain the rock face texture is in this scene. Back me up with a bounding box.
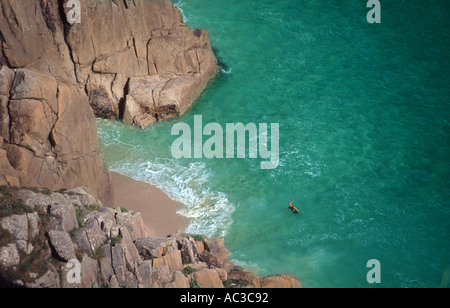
[65,0,220,127]
[55,0,219,127]
[0,187,302,289]
[0,0,219,202]
[0,66,113,206]
[0,0,76,79]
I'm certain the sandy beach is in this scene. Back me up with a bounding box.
[111,172,190,238]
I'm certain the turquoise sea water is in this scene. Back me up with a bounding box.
[98,0,450,287]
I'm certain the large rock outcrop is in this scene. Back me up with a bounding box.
[0,187,302,288]
[63,0,220,127]
[0,0,219,202]
[0,66,113,206]
[0,0,76,79]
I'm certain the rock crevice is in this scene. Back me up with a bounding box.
[1,0,219,202]
[58,0,219,127]
[0,66,112,205]
[0,187,302,289]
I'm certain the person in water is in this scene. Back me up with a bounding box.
[285,202,300,214]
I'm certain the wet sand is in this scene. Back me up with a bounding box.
[111,172,190,238]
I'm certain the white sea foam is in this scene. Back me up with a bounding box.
[112,159,235,238]
[221,68,233,74]
[173,1,188,22]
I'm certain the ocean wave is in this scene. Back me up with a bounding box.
[111,159,235,238]
[96,119,142,150]
[221,68,233,74]
[173,1,188,22]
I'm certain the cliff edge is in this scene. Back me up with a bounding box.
[0,0,219,204]
[0,186,301,288]
[0,1,303,289]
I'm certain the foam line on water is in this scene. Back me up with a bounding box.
[111,159,235,238]
[221,68,233,74]
[173,1,188,22]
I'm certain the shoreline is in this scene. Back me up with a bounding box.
[110,171,191,238]
[110,172,302,287]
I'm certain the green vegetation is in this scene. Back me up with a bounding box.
[182,258,192,265]
[189,279,201,288]
[17,235,49,280]
[236,280,248,287]
[182,266,196,276]
[0,226,13,249]
[0,208,54,285]
[230,266,244,272]
[89,246,105,260]
[0,186,33,218]
[110,235,122,246]
[75,207,84,228]
[22,187,52,196]
[69,228,78,239]
[75,247,86,261]
[87,204,101,211]
[184,234,206,242]
[223,278,233,288]
[57,188,81,196]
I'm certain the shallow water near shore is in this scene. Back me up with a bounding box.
[98,0,450,287]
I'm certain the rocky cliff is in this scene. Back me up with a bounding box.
[0,186,301,288]
[0,0,219,204]
[0,1,303,289]
[0,66,113,206]
[64,0,220,127]
[0,0,218,126]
